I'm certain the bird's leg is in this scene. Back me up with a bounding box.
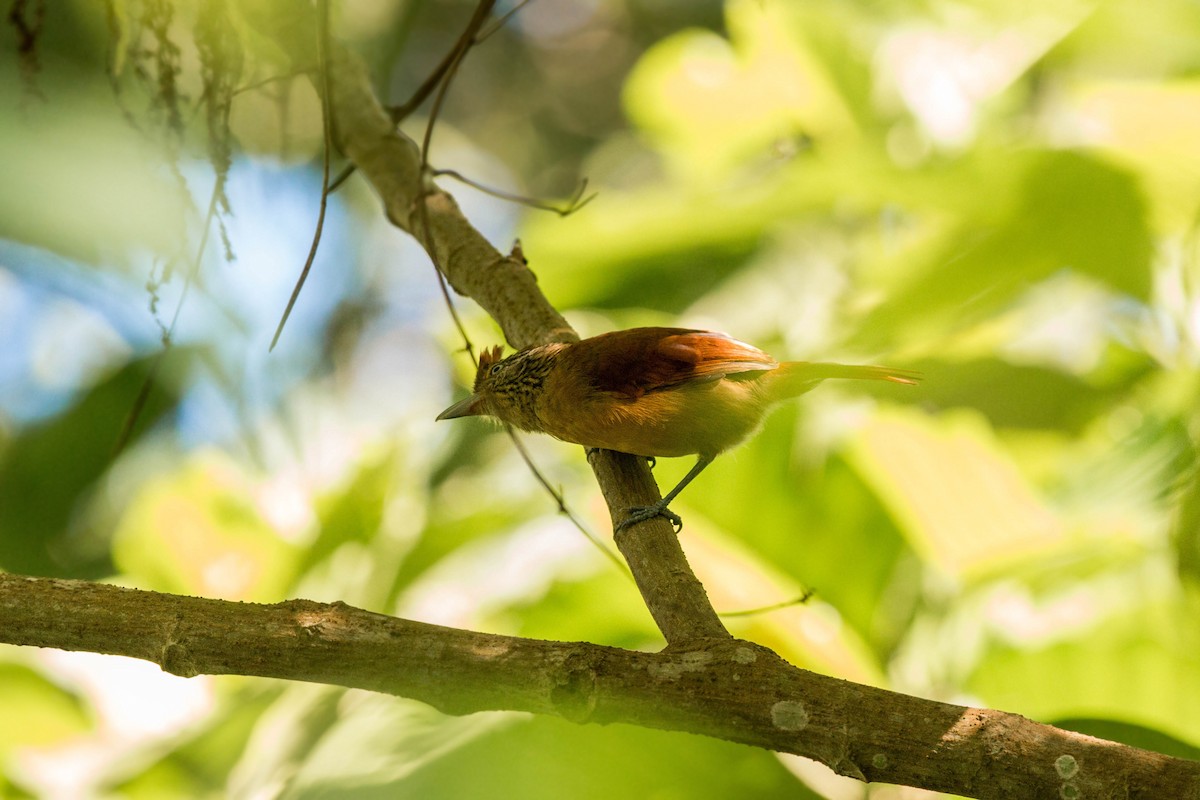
[617,455,713,533]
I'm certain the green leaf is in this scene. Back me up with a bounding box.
[1053,717,1200,762]
[858,150,1153,348]
[0,353,188,578]
[0,663,90,756]
[969,599,1200,750]
[111,451,297,600]
[302,450,397,576]
[623,2,859,181]
[0,76,189,265]
[680,406,911,659]
[1173,456,1200,588]
[512,570,661,650]
[848,406,1068,579]
[905,358,1151,434]
[288,708,815,800]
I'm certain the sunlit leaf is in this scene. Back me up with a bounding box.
[511,568,660,650]
[857,150,1153,350]
[111,686,278,799]
[1172,462,1200,589]
[685,526,885,685]
[904,358,1147,434]
[970,598,1200,749]
[227,684,345,798]
[112,451,297,600]
[286,697,510,798]
[848,407,1066,578]
[1068,80,1200,231]
[302,450,397,576]
[0,663,90,755]
[676,405,912,658]
[0,79,188,266]
[289,704,814,800]
[624,0,857,181]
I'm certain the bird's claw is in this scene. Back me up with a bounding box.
[645,456,656,470]
[617,503,682,533]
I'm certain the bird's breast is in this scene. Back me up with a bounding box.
[535,370,768,459]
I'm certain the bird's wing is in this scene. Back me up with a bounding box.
[582,328,777,399]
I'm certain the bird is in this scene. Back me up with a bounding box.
[437,327,919,532]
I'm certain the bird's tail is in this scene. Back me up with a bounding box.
[765,361,921,403]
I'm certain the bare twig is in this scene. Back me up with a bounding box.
[432,169,597,217]
[718,591,815,618]
[113,171,224,456]
[231,70,305,97]
[477,0,534,43]
[326,162,356,193]
[329,0,501,196]
[387,0,496,124]
[413,1,490,355]
[503,427,630,578]
[268,0,333,352]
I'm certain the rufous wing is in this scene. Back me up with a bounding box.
[577,328,777,399]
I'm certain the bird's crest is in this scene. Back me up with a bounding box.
[476,345,505,381]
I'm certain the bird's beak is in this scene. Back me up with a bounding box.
[437,394,483,420]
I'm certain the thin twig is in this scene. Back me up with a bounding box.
[718,590,815,618]
[328,0,499,195]
[231,70,305,97]
[505,427,631,578]
[113,160,226,456]
[327,163,355,193]
[476,0,534,42]
[413,1,618,572]
[269,0,333,352]
[414,1,491,353]
[388,0,495,124]
[432,169,596,217]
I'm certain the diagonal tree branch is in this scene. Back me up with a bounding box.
[238,2,726,644]
[1,575,1196,800]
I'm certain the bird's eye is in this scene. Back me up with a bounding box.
[489,363,502,376]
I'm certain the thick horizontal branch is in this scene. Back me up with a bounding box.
[2,575,1196,800]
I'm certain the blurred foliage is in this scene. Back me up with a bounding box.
[0,352,191,578]
[2,0,1200,798]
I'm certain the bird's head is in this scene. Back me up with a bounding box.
[436,344,561,431]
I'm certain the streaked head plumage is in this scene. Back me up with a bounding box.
[435,342,562,430]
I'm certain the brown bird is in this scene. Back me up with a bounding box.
[437,327,918,531]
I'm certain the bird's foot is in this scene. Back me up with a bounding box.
[617,502,682,533]
[645,456,656,470]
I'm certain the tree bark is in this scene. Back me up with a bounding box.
[1,575,1196,800]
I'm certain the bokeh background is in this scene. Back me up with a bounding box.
[2,0,1200,797]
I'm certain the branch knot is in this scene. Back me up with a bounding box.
[550,649,598,723]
